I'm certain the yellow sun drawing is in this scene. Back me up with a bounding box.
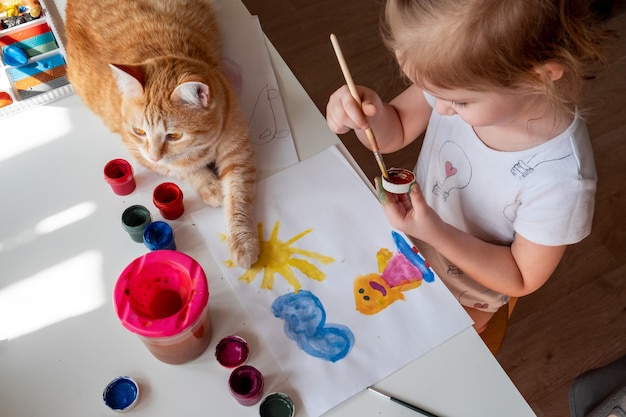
[223,221,335,292]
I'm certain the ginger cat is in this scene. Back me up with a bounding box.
[65,0,259,267]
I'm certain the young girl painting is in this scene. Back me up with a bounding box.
[326,0,609,332]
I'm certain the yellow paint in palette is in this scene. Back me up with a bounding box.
[223,221,335,292]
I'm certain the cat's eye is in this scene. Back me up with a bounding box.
[166,133,183,141]
[132,127,146,136]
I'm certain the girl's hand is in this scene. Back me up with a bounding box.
[374,177,442,242]
[326,85,383,137]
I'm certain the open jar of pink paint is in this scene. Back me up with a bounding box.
[215,335,249,367]
[114,250,212,364]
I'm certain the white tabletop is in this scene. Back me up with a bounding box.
[0,0,535,416]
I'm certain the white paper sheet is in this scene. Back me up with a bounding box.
[191,146,472,417]
[219,15,298,173]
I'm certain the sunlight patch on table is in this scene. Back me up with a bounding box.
[0,251,106,340]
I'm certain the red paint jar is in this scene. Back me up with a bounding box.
[104,159,136,195]
[153,182,184,220]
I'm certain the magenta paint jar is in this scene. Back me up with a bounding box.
[104,159,136,195]
[215,335,249,368]
[114,250,212,364]
[153,182,184,220]
[229,365,264,406]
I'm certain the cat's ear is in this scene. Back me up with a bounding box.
[109,64,145,98]
[170,82,210,108]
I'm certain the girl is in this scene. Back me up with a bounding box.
[326,0,609,332]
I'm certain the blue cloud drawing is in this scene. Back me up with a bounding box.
[271,290,355,362]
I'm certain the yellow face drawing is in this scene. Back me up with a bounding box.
[353,273,405,315]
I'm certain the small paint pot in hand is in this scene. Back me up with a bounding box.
[381,168,415,194]
[153,182,184,220]
[104,159,136,196]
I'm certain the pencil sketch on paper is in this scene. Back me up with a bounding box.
[354,231,435,315]
[272,290,355,362]
[223,221,335,292]
[248,84,291,145]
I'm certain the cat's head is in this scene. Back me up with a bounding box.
[109,61,225,169]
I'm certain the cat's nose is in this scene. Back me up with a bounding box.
[148,151,163,162]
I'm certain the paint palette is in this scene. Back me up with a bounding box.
[0,0,73,119]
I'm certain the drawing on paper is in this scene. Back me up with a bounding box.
[248,84,291,145]
[272,290,355,362]
[354,231,435,315]
[224,221,335,292]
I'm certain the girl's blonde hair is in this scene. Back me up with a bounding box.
[382,0,610,113]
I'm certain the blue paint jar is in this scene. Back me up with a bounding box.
[103,376,139,412]
[143,221,176,251]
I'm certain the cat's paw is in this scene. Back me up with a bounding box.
[228,231,260,269]
[197,182,224,207]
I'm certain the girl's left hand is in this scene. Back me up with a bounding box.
[374,177,442,243]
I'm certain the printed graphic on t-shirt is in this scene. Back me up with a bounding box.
[510,151,573,180]
[432,141,472,202]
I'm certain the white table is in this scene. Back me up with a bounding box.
[0,0,535,416]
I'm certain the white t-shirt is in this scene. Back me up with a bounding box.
[414,94,596,312]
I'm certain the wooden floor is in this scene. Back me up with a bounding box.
[240,1,626,416]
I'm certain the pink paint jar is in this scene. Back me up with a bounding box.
[114,250,212,364]
[215,335,249,368]
[104,159,136,195]
[228,365,264,406]
[153,182,184,220]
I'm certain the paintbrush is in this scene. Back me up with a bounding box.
[368,387,439,417]
[330,33,389,180]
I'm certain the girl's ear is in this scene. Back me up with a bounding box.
[535,62,565,81]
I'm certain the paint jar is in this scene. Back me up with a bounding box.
[121,205,152,243]
[102,376,139,412]
[215,335,249,368]
[381,168,415,194]
[104,159,136,195]
[259,392,296,417]
[143,221,176,251]
[114,250,212,364]
[228,365,264,406]
[153,182,184,220]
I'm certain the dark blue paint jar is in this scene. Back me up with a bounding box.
[103,376,139,412]
[143,221,176,251]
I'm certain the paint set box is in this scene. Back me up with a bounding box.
[0,0,73,119]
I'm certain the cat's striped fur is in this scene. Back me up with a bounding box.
[65,0,259,267]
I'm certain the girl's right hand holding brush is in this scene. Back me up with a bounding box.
[326,84,384,143]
